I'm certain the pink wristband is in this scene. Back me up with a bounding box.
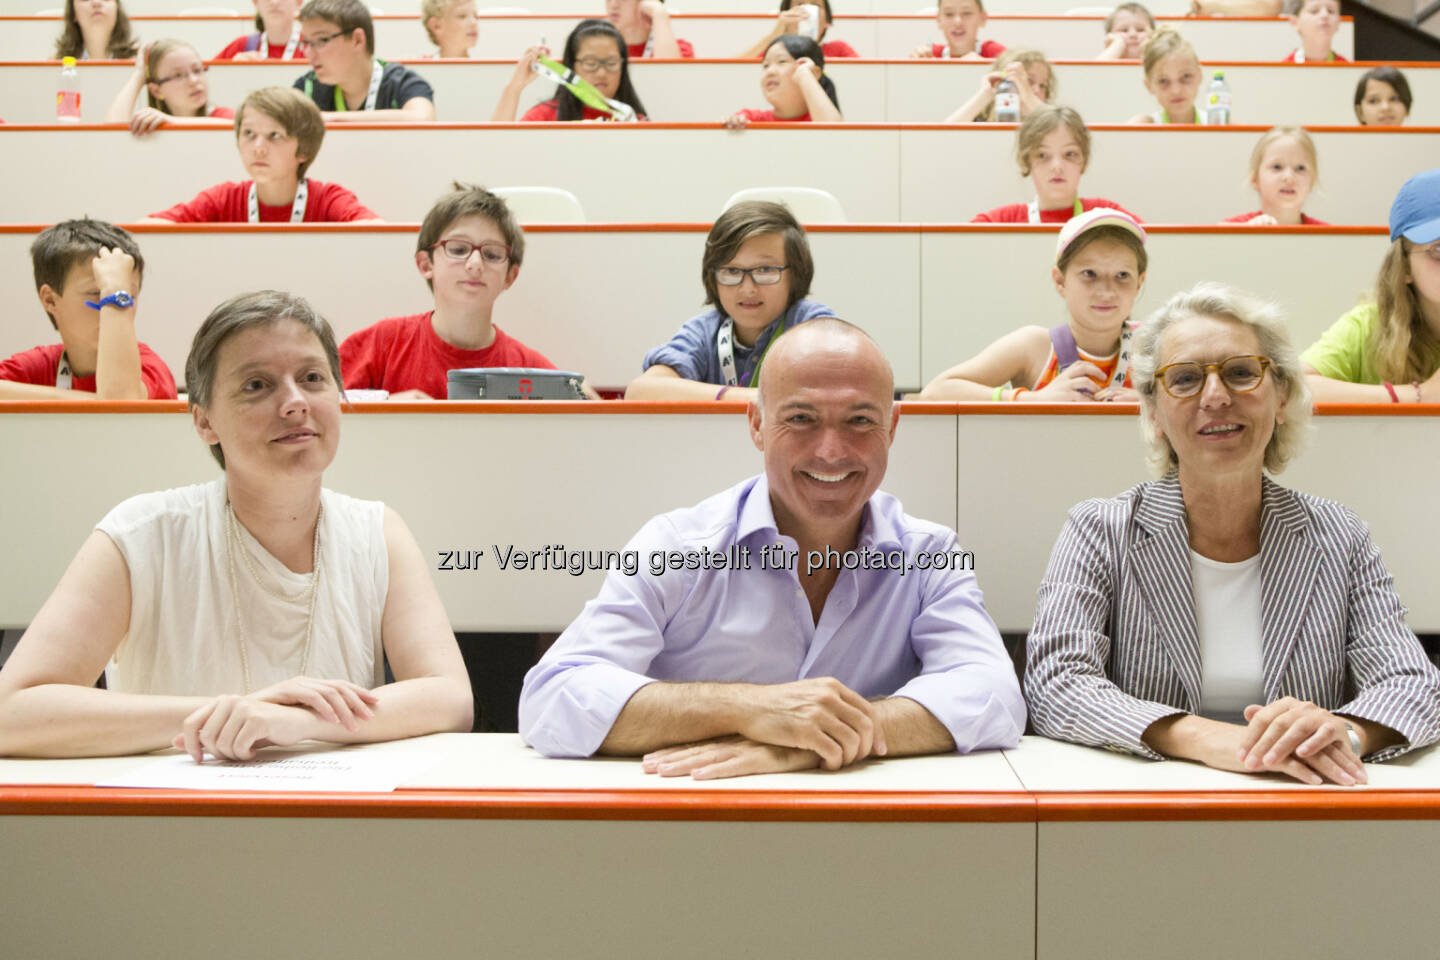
[1383,381,1399,403]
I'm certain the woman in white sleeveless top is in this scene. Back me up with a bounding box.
[0,291,472,759]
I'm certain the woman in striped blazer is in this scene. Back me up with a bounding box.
[1025,282,1440,784]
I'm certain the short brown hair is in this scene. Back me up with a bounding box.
[416,183,526,290]
[31,219,146,329]
[702,201,815,313]
[236,87,327,179]
[1017,105,1090,176]
[186,290,342,469]
[299,0,374,54]
[1104,2,1154,32]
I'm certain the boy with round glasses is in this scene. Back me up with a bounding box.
[293,0,436,121]
[626,201,836,402]
[339,183,558,400]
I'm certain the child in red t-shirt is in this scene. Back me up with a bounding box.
[726,35,841,126]
[1221,126,1328,226]
[103,40,235,137]
[739,0,858,60]
[973,105,1139,223]
[912,0,1004,59]
[340,184,595,400]
[606,0,695,58]
[216,0,308,60]
[143,87,380,223]
[493,21,649,122]
[1,219,176,401]
[1283,0,1346,63]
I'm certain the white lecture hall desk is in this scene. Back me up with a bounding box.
[3,733,1440,958]
[0,13,1354,61]
[1,58,1435,124]
[1,403,1437,636]
[7,0,1317,14]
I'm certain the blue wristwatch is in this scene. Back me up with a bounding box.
[85,291,135,310]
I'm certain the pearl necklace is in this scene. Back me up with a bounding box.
[224,499,323,694]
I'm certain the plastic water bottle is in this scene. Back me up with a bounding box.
[994,78,1020,123]
[1203,70,1231,125]
[56,56,81,122]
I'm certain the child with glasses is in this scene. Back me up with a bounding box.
[141,87,380,223]
[626,201,836,402]
[217,0,308,60]
[104,40,234,137]
[294,0,436,122]
[340,184,571,400]
[918,209,1147,402]
[493,20,649,121]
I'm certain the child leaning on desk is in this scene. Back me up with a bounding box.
[0,219,176,401]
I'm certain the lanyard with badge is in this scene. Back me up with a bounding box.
[716,315,788,387]
[55,351,72,389]
[280,24,302,60]
[1027,198,1083,224]
[334,58,384,111]
[248,178,308,223]
[531,55,637,121]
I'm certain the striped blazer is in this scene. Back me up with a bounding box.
[1025,476,1440,761]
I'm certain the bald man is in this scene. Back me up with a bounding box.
[519,319,1024,779]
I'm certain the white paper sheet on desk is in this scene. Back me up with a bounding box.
[96,744,442,792]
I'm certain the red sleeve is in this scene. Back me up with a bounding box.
[136,343,178,399]
[150,183,229,223]
[971,210,996,223]
[0,346,56,386]
[736,108,773,121]
[339,326,380,389]
[822,40,858,58]
[676,39,695,58]
[209,106,235,119]
[312,182,378,222]
[1282,50,1298,62]
[521,100,558,122]
[215,35,248,60]
[932,43,945,57]
[980,40,1006,57]
[1221,212,1257,223]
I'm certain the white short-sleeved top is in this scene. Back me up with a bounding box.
[96,479,389,696]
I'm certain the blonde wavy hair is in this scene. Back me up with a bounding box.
[1132,282,1312,478]
[979,48,1056,121]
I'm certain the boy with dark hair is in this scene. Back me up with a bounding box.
[294,0,437,121]
[340,183,558,399]
[2,220,176,400]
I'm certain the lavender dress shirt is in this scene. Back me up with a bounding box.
[519,475,1026,758]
